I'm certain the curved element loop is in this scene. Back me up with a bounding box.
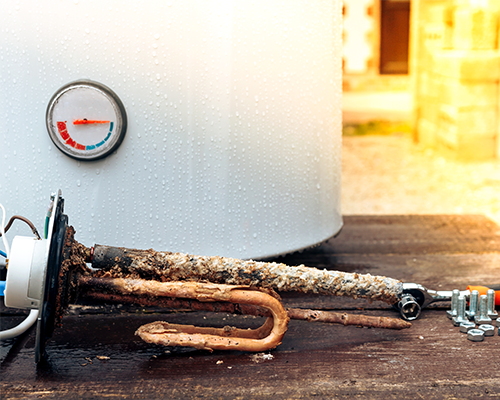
[134,283,289,352]
[77,277,289,352]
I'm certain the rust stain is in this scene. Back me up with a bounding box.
[59,232,406,353]
[78,279,409,330]
[91,245,403,304]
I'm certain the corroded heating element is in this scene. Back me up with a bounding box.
[91,245,403,305]
[62,237,409,353]
[79,279,289,352]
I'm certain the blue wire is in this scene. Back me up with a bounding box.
[1,250,6,296]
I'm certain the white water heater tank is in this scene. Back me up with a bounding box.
[0,1,342,259]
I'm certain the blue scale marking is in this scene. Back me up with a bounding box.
[86,121,114,150]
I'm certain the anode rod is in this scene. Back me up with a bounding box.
[91,245,403,304]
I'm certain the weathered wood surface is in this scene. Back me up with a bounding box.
[2,215,500,399]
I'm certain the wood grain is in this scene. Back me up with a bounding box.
[2,215,499,399]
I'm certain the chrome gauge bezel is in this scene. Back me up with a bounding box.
[46,80,127,161]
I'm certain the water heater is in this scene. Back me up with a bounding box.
[0,1,342,259]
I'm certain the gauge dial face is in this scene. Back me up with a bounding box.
[46,80,127,161]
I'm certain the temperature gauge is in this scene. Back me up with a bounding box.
[46,80,127,161]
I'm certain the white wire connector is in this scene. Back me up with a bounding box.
[0,203,40,340]
[0,203,10,259]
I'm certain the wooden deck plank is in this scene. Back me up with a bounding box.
[1,215,499,399]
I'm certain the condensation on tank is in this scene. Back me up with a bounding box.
[0,0,343,259]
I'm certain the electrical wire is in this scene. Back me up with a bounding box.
[0,310,39,340]
[0,215,41,240]
[0,250,6,258]
[0,203,10,259]
[44,216,49,239]
[44,199,53,239]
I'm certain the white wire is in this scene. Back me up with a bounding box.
[0,310,39,340]
[0,203,10,259]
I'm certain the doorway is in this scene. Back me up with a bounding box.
[379,0,411,74]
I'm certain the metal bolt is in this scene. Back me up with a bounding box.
[467,328,485,342]
[453,295,469,326]
[486,289,498,320]
[475,295,493,324]
[466,290,479,320]
[478,324,495,337]
[459,321,476,333]
[447,289,460,319]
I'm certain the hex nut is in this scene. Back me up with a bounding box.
[467,329,485,342]
[478,324,495,337]
[459,321,476,333]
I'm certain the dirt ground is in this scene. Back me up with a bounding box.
[341,133,500,227]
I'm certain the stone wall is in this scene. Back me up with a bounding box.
[412,0,500,160]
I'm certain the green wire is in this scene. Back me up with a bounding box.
[44,215,49,239]
[44,198,55,239]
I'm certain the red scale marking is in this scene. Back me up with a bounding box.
[66,137,77,148]
[57,121,70,140]
[57,120,112,151]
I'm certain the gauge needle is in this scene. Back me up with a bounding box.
[73,119,111,125]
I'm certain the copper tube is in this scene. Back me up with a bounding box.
[77,276,289,352]
[77,291,271,317]
[286,308,412,330]
[77,278,410,330]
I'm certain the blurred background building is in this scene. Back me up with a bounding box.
[343,0,500,160]
[343,0,411,90]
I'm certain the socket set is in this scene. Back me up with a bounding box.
[447,289,499,342]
